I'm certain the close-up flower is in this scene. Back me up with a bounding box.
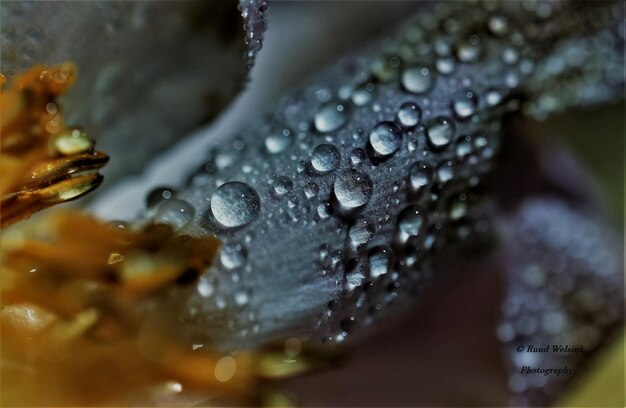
[0,1,624,406]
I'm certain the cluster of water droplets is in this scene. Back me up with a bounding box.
[140,0,623,350]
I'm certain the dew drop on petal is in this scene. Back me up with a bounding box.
[369,121,402,157]
[333,169,373,210]
[210,181,261,228]
[155,199,195,229]
[311,144,341,173]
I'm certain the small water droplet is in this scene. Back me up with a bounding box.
[311,144,341,173]
[350,148,366,165]
[396,102,422,128]
[304,182,319,199]
[426,116,455,149]
[348,217,375,250]
[448,196,468,220]
[351,82,375,106]
[155,199,195,229]
[371,56,400,82]
[345,258,367,292]
[211,182,261,228]
[317,202,331,219]
[265,128,293,154]
[436,161,454,183]
[401,66,435,94]
[435,57,455,75]
[369,246,394,278]
[146,186,175,208]
[314,102,348,133]
[455,38,481,62]
[397,205,425,241]
[333,169,373,211]
[485,89,503,106]
[220,244,248,269]
[408,162,432,195]
[488,15,509,36]
[452,90,478,120]
[273,176,293,196]
[369,121,402,158]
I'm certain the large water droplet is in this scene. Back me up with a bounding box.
[333,169,373,211]
[452,90,478,120]
[155,199,195,229]
[348,217,375,250]
[401,66,434,94]
[397,205,425,241]
[396,102,421,128]
[408,162,432,195]
[210,181,261,228]
[314,102,348,133]
[311,144,340,173]
[265,128,293,154]
[368,246,394,278]
[426,116,455,149]
[369,121,402,158]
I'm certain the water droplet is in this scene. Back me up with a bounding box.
[314,102,348,133]
[210,182,261,228]
[408,162,432,195]
[146,186,175,207]
[368,246,394,278]
[333,169,373,211]
[401,66,434,94]
[304,182,319,199]
[311,144,340,173]
[396,102,422,128]
[455,38,481,62]
[426,116,455,149]
[345,258,367,291]
[488,16,509,36]
[54,129,92,155]
[220,244,248,269]
[351,82,375,106]
[502,47,519,65]
[265,128,293,154]
[436,161,454,183]
[273,176,293,196]
[155,199,195,229]
[397,205,425,240]
[317,202,331,219]
[435,57,455,75]
[350,148,366,165]
[371,56,400,82]
[448,196,468,220]
[452,90,478,120]
[348,217,375,250]
[485,89,503,106]
[455,136,474,160]
[369,121,402,158]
